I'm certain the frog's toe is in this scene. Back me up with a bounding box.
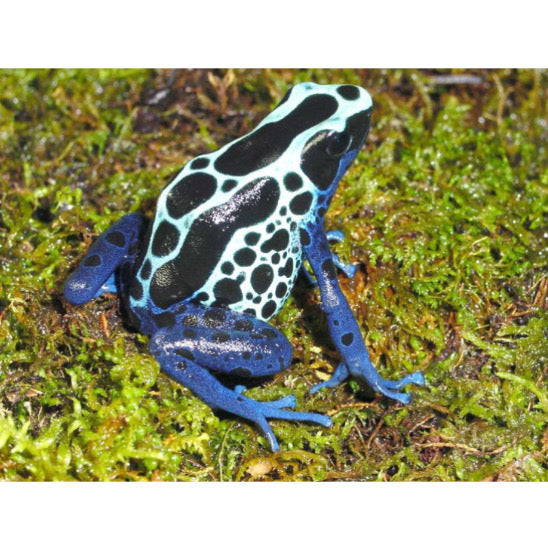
[370,372,425,405]
[234,386,296,409]
[331,253,357,278]
[338,261,357,278]
[240,396,332,451]
[252,416,280,452]
[386,391,412,405]
[380,371,426,390]
[257,403,333,428]
[309,363,349,394]
[311,361,424,406]
[301,254,356,286]
[261,394,297,409]
[325,230,345,243]
[246,396,332,427]
[325,231,357,278]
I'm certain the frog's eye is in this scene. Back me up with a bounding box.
[325,132,352,157]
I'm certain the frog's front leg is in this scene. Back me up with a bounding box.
[301,221,425,404]
[64,213,145,305]
[148,303,332,451]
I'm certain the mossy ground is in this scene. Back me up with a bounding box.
[0,69,546,481]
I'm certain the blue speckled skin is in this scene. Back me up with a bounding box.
[64,83,425,451]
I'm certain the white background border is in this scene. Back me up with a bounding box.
[1,1,546,545]
[2,1,546,67]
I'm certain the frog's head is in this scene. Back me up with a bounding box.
[213,82,372,209]
[281,82,373,199]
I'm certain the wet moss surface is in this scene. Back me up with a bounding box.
[0,69,546,481]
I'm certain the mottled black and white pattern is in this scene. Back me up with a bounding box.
[129,83,373,322]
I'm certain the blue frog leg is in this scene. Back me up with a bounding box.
[64,213,145,305]
[148,303,332,451]
[301,220,425,404]
[301,229,357,285]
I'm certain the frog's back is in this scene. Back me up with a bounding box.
[129,82,373,320]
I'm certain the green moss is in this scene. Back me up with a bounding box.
[1,69,546,480]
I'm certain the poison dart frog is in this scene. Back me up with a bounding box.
[64,82,425,451]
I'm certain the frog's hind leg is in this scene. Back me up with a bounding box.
[64,213,145,305]
[163,304,295,378]
[150,304,332,451]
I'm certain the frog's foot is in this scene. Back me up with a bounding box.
[310,362,425,405]
[231,386,332,451]
[158,356,332,452]
[302,230,357,285]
